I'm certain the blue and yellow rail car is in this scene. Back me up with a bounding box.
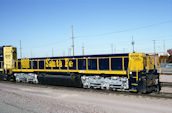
[0,46,160,93]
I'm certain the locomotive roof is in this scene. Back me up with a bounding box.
[19,53,129,60]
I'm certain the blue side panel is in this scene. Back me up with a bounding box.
[111,58,122,70]
[18,61,21,69]
[39,61,44,69]
[88,59,97,70]
[78,59,86,70]
[124,58,129,70]
[99,58,109,70]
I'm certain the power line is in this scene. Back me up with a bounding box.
[20,40,22,58]
[153,40,156,53]
[163,40,166,53]
[111,44,113,54]
[114,44,116,53]
[52,48,54,57]
[123,48,125,53]
[75,20,172,38]
[82,43,85,55]
[131,36,135,53]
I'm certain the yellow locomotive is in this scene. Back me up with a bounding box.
[0,46,160,93]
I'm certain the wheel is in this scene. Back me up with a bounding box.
[140,78,147,94]
[70,73,83,87]
[155,83,161,93]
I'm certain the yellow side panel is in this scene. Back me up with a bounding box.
[21,59,30,69]
[129,53,144,71]
[12,69,127,75]
[146,55,159,70]
[146,56,154,70]
[3,47,13,69]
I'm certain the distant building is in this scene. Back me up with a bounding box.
[158,49,172,64]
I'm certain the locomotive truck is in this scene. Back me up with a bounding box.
[0,46,161,93]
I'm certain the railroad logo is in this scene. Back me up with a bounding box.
[46,59,73,68]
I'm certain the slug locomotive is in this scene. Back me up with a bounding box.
[0,46,161,93]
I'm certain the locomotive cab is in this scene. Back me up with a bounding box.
[128,53,160,93]
[0,46,17,80]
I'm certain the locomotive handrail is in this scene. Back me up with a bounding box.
[0,61,3,69]
[12,56,129,75]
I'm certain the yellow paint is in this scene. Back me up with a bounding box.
[86,58,88,70]
[0,68,3,72]
[56,60,59,67]
[146,56,154,70]
[21,59,29,69]
[76,59,78,70]
[59,60,62,67]
[31,60,33,69]
[68,61,73,67]
[80,70,126,75]
[131,83,138,86]
[0,61,3,69]
[16,61,18,69]
[97,58,99,70]
[129,89,137,92]
[64,59,73,67]
[136,70,138,81]
[13,55,130,75]
[127,69,130,79]
[46,59,56,67]
[37,60,39,69]
[109,57,111,71]
[65,59,68,67]
[129,53,144,71]
[3,46,17,70]
[122,57,124,70]
[12,68,127,75]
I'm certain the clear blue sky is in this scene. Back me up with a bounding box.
[0,0,172,58]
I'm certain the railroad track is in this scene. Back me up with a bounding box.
[161,82,172,87]
[1,80,172,99]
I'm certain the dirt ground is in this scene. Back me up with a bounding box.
[0,82,172,113]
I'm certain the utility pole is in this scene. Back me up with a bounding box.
[71,24,74,56]
[82,43,85,55]
[131,36,135,53]
[153,40,156,54]
[153,40,156,68]
[163,40,166,54]
[20,40,22,58]
[52,48,54,57]
[111,44,113,54]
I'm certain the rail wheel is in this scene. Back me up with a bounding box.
[71,73,83,87]
[140,78,147,94]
